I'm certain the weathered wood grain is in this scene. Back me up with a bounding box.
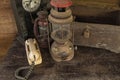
[0,0,17,62]
[0,35,15,62]
[72,22,120,53]
[0,0,17,35]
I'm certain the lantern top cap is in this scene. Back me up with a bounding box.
[37,11,48,18]
[50,0,72,8]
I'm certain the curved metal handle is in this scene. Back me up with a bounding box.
[15,63,35,80]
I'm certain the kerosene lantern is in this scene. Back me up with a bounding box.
[34,11,49,48]
[48,0,74,62]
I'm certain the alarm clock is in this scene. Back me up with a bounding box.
[22,0,41,12]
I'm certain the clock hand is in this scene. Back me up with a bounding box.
[27,0,34,9]
[30,0,32,3]
[27,0,32,7]
[30,0,37,9]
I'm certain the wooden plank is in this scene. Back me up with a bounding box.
[72,22,120,53]
[71,0,120,18]
[0,9,15,23]
[72,0,119,4]
[0,23,17,33]
[0,33,16,61]
[0,33,16,39]
[72,0,119,8]
[0,0,11,9]
[0,0,17,61]
[0,0,17,34]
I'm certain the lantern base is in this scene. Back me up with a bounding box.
[51,41,74,62]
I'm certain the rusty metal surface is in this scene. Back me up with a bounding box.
[0,39,120,80]
[73,22,120,53]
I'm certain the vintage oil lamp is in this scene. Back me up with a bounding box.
[34,11,49,48]
[48,0,74,62]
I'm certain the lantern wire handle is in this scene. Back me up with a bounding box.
[47,22,51,53]
[71,23,75,52]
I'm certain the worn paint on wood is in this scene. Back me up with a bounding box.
[0,35,15,62]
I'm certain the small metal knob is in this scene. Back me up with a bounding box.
[83,27,90,38]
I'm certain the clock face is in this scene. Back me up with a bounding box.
[22,0,41,12]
